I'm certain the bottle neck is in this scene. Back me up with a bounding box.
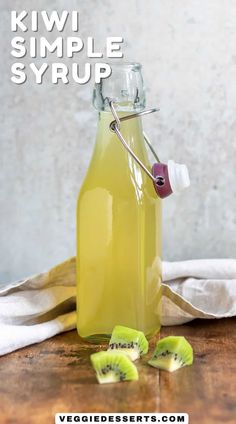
[93,63,146,112]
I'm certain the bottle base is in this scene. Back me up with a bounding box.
[78,326,161,344]
[83,334,111,344]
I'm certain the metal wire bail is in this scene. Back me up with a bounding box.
[108,99,162,184]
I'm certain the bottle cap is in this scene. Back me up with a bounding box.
[152,160,190,198]
[168,160,190,195]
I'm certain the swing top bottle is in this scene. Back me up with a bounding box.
[76,63,162,342]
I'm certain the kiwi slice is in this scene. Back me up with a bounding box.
[108,325,149,361]
[148,336,193,372]
[90,351,138,384]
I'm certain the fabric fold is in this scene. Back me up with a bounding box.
[0,256,235,356]
[162,259,236,281]
[162,259,236,325]
[0,311,76,356]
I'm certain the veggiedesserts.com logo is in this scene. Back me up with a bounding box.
[10,10,124,84]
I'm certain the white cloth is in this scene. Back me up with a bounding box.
[0,257,236,356]
[0,258,76,356]
[162,259,236,325]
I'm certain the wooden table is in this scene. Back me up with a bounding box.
[0,318,235,424]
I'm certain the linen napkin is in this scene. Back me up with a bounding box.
[1,257,236,356]
[162,259,236,325]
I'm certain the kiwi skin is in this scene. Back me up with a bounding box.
[108,325,149,361]
[148,336,193,372]
[90,351,139,384]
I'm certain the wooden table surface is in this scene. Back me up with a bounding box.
[0,318,235,424]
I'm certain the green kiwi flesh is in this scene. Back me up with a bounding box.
[148,336,193,372]
[90,351,139,384]
[108,325,149,361]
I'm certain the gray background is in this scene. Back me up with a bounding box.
[1,0,236,282]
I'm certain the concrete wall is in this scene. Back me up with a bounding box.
[1,0,236,282]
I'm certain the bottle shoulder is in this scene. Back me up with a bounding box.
[78,115,158,202]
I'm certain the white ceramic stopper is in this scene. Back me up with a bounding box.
[167,160,190,195]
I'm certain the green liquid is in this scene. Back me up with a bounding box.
[76,111,162,341]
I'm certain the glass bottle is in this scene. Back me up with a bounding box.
[76,63,161,342]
